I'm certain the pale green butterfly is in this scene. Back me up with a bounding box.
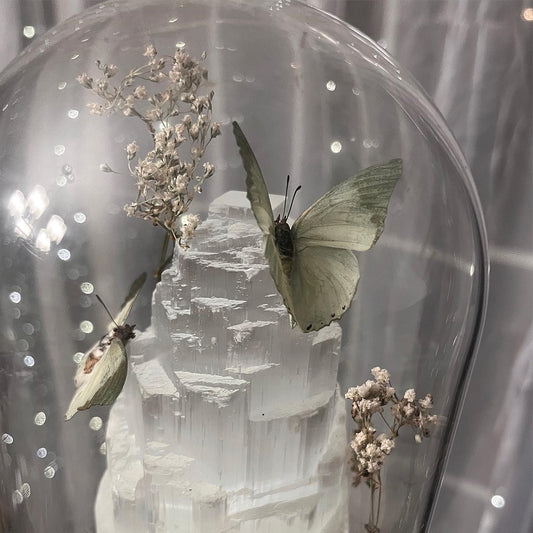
[65,272,146,420]
[232,121,402,333]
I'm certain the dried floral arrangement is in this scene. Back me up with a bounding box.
[346,368,439,532]
[77,44,221,258]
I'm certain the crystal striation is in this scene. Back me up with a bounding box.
[95,191,348,532]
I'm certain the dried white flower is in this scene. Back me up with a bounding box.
[371,366,390,383]
[126,141,138,160]
[346,368,438,533]
[78,45,220,248]
[404,389,416,402]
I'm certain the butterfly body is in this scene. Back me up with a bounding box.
[65,273,146,420]
[274,216,294,276]
[232,121,402,333]
[82,324,136,376]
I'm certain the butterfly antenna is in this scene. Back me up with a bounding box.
[282,175,291,218]
[287,185,302,218]
[96,294,119,328]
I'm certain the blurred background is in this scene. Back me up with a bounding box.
[0,0,531,532]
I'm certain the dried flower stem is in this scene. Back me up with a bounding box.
[346,368,438,532]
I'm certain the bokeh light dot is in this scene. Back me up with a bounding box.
[2,433,14,444]
[17,339,29,351]
[37,447,47,458]
[80,282,94,294]
[89,416,103,431]
[23,26,36,39]
[57,249,71,261]
[99,442,107,455]
[73,212,86,223]
[20,483,31,498]
[34,412,46,426]
[44,465,56,478]
[326,80,336,91]
[9,291,21,303]
[73,352,84,363]
[24,355,35,367]
[54,144,66,156]
[491,494,505,508]
[80,320,94,334]
[330,141,342,153]
[67,109,79,119]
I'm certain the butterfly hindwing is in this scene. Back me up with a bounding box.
[65,339,127,420]
[292,159,402,252]
[291,246,360,332]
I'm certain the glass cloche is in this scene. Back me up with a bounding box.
[0,1,487,532]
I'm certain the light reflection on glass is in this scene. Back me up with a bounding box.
[46,215,67,243]
[35,228,51,252]
[7,190,26,218]
[27,185,49,219]
[14,217,32,239]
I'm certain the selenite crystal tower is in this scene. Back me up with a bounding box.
[95,192,348,532]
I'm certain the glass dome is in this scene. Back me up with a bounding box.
[0,1,487,532]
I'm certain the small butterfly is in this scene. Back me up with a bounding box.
[232,121,402,333]
[65,272,146,420]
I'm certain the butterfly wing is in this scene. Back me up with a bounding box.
[232,121,295,315]
[65,339,127,420]
[232,122,275,235]
[292,159,402,252]
[289,159,401,332]
[290,246,359,332]
[112,271,147,327]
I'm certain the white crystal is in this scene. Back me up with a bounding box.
[95,191,348,532]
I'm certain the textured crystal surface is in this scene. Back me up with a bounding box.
[95,192,348,532]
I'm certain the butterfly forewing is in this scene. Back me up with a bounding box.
[292,159,402,252]
[232,121,275,236]
[232,121,296,320]
[291,246,360,331]
[112,271,147,328]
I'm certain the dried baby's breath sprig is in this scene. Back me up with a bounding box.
[345,367,438,532]
[77,45,221,250]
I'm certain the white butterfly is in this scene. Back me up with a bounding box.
[65,272,146,420]
[232,121,402,333]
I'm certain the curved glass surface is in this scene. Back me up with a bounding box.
[0,1,487,531]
